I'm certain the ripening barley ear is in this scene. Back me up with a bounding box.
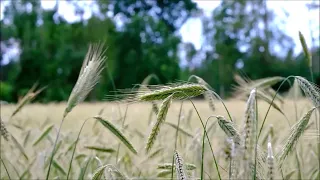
[11,83,46,118]
[217,116,241,145]
[0,118,10,141]
[138,83,207,101]
[299,31,312,68]
[295,76,320,107]
[240,88,257,179]
[229,138,240,180]
[267,137,275,180]
[174,150,187,180]
[146,94,173,153]
[277,107,316,166]
[242,88,257,160]
[64,43,107,117]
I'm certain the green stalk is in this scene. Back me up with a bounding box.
[66,117,92,179]
[115,104,129,166]
[253,97,258,180]
[189,100,221,180]
[0,158,11,180]
[201,116,215,180]
[46,116,65,180]
[258,76,294,139]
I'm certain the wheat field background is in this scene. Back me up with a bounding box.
[1,98,318,179]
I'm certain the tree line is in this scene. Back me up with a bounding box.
[0,0,319,102]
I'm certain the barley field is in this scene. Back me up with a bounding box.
[1,42,319,180]
[1,97,319,179]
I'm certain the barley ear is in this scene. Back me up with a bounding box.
[242,88,257,160]
[217,116,241,145]
[64,43,106,117]
[295,76,320,107]
[277,107,316,166]
[138,84,207,101]
[267,137,274,180]
[0,118,10,141]
[146,94,173,153]
[11,84,46,118]
[299,31,312,68]
[174,150,187,180]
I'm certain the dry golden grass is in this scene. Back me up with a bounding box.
[0,98,317,179]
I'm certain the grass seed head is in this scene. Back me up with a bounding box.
[217,115,241,145]
[0,118,10,141]
[242,88,257,160]
[299,31,312,68]
[146,94,173,153]
[138,84,207,101]
[295,76,320,107]
[64,43,106,117]
[277,107,316,165]
[174,150,187,180]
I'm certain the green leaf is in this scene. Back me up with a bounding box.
[33,125,54,146]
[95,116,137,154]
[78,157,91,180]
[52,160,66,176]
[85,146,116,153]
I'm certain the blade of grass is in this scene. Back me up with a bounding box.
[33,125,54,146]
[95,116,137,154]
[0,158,11,180]
[85,146,115,153]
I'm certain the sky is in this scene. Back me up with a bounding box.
[180,0,320,54]
[0,0,319,65]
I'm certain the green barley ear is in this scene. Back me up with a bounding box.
[242,88,257,160]
[299,31,312,68]
[217,116,241,145]
[146,94,173,153]
[0,118,10,141]
[295,76,320,107]
[174,150,187,180]
[240,88,257,179]
[64,43,106,117]
[138,84,207,101]
[277,107,316,166]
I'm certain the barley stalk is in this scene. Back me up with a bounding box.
[146,94,173,153]
[189,75,215,111]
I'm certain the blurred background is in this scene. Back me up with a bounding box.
[0,0,319,103]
